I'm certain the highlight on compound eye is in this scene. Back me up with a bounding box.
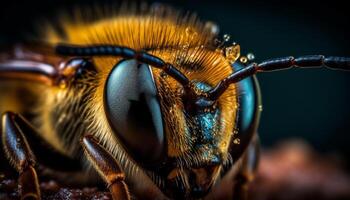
[0,1,350,200]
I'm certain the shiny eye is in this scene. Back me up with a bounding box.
[104,59,165,166]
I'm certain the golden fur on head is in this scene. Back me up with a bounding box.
[41,4,239,191]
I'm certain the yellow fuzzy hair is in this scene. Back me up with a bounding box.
[39,4,239,191]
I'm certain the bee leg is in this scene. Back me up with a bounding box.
[232,173,250,200]
[233,134,260,200]
[3,112,82,173]
[0,136,16,178]
[81,135,130,200]
[1,112,41,200]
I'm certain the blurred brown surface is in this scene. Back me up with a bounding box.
[1,140,350,200]
[248,140,350,200]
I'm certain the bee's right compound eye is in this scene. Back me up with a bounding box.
[104,59,165,166]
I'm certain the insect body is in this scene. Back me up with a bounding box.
[0,5,349,200]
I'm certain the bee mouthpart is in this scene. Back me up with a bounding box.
[166,164,221,198]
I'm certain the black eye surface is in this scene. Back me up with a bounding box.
[104,59,165,166]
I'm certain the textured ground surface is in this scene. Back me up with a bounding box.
[1,140,350,200]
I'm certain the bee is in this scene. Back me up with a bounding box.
[0,4,349,200]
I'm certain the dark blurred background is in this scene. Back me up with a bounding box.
[1,0,349,166]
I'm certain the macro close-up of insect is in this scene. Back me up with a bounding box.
[0,1,350,200]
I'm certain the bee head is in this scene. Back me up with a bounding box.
[52,10,261,199]
[55,41,243,199]
[102,47,237,198]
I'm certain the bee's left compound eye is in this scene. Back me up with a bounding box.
[104,59,165,166]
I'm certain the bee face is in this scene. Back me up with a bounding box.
[40,9,241,197]
[162,81,225,196]
[103,47,238,197]
[149,48,238,166]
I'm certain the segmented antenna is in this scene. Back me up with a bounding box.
[56,44,190,86]
[56,45,350,104]
[207,55,350,100]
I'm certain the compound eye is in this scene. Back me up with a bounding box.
[104,59,165,166]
